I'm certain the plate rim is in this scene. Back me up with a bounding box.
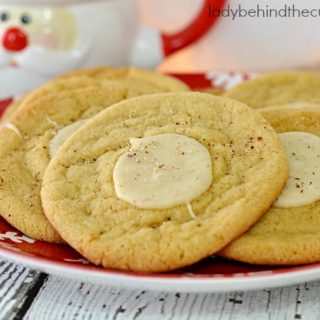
[1,242,320,292]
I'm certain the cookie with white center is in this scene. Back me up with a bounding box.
[41,92,288,272]
[220,104,320,265]
[0,84,148,243]
[224,71,320,109]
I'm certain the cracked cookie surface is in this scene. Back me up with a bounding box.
[57,66,190,92]
[2,69,183,122]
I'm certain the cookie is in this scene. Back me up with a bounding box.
[220,104,320,265]
[57,66,190,92]
[41,92,288,272]
[263,101,320,111]
[224,71,320,108]
[1,75,162,122]
[0,84,147,243]
[198,87,225,96]
[2,67,188,122]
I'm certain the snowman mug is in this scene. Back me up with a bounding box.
[0,0,225,98]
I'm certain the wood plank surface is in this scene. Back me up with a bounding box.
[0,260,46,320]
[2,259,320,320]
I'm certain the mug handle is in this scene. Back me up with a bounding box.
[161,0,226,56]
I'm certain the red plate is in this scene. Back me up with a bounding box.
[0,71,319,292]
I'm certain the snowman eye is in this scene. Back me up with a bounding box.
[0,12,9,22]
[20,13,32,25]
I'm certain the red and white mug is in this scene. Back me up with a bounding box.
[158,0,320,73]
[0,0,225,98]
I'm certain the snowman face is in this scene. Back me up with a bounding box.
[0,6,77,53]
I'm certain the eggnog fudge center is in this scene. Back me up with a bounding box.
[274,132,320,208]
[113,134,213,209]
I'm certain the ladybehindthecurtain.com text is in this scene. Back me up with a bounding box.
[209,4,320,20]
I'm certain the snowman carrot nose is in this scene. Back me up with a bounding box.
[2,27,28,52]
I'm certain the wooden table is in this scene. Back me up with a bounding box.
[1,259,319,320]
